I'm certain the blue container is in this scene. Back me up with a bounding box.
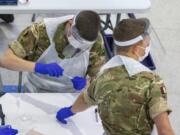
[104,35,156,70]
[2,85,24,93]
[0,0,18,5]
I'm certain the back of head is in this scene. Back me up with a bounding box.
[113,18,150,53]
[75,10,100,41]
[113,18,148,41]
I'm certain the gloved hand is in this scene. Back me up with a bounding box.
[0,125,18,135]
[35,63,64,77]
[56,106,75,124]
[71,76,87,91]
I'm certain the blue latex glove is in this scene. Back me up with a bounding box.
[0,125,18,135]
[71,76,87,91]
[56,106,75,124]
[35,63,64,77]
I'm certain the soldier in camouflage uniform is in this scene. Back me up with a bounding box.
[1,10,105,92]
[56,18,174,135]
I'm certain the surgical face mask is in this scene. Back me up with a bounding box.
[67,34,91,51]
[62,44,81,58]
[137,44,151,61]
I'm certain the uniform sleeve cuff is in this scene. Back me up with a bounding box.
[83,90,96,106]
[149,97,172,119]
[9,41,26,58]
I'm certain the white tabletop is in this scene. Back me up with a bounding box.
[0,93,104,135]
[0,0,151,14]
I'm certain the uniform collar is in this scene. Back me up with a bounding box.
[100,55,152,76]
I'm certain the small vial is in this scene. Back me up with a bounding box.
[19,0,29,4]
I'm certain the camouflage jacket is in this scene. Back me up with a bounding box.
[83,66,171,135]
[9,21,106,77]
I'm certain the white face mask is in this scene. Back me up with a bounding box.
[138,44,151,61]
[67,34,93,51]
[67,34,82,49]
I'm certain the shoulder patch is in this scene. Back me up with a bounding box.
[160,85,167,94]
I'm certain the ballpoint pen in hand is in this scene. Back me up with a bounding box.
[63,73,86,91]
[95,108,98,123]
[63,73,73,79]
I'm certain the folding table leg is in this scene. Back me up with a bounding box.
[115,13,121,26]
[100,14,114,32]
[18,72,23,93]
[31,13,36,22]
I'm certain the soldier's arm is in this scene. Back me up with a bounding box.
[9,22,42,59]
[71,79,97,113]
[87,34,106,78]
[148,75,174,134]
[0,49,35,72]
[71,93,90,113]
[0,22,42,72]
[153,112,174,135]
[71,74,116,113]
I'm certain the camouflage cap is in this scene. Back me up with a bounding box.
[113,18,150,42]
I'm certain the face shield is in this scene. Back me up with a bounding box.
[140,24,166,73]
[147,25,166,73]
[67,16,96,52]
[113,20,166,72]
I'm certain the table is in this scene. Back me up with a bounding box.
[0,0,151,14]
[0,93,104,135]
[0,0,151,24]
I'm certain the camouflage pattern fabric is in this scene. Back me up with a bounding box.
[9,21,106,77]
[83,66,171,135]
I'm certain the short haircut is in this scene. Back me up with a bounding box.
[113,18,148,53]
[75,10,100,41]
[113,18,148,42]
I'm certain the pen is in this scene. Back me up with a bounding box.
[63,73,73,79]
[95,108,98,123]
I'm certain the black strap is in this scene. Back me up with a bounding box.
[0,104,5,125]
[0,91,5,97]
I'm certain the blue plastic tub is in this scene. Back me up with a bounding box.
[2,85,24,93]
[0,0,17,5]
